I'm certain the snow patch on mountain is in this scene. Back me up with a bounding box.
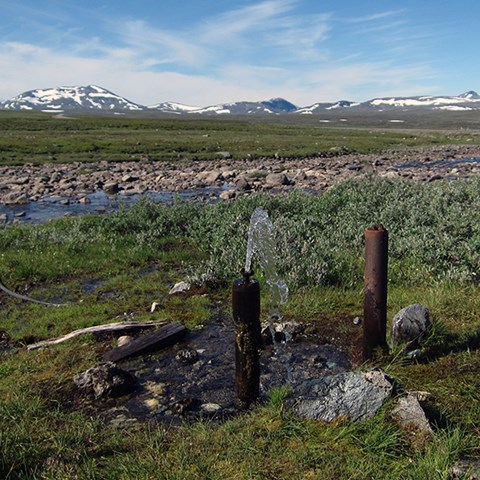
[1,85,143,112]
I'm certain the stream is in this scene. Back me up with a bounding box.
[0,187,226,224]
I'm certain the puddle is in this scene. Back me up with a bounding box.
[99,314,352,425]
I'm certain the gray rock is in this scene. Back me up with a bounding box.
[392,304,431,346]
[265,172,292,186]
[391,392,433,449]
[451,459,480,479]
[291,370,393,422]
[169,281,191,295]
[219,190,236,200]
[121,174,138,183]
[73,362,137,399]
[175,348,199,364]
[103,182,119,194]
[117,335,133,347]
[1,193,29,205]
[0,213,7,223]
[201,403,222,415]
[235,177,252,191]
[205,171,224,183]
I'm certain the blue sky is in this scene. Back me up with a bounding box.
[0,0,478,106]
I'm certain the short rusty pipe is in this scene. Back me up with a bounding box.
[363,225,389,361]
[232,269,261,409]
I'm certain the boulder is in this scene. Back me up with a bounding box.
[392,304,431,346]
[73,362,137,399]
[291,370,393,422]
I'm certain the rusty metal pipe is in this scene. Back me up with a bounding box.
[232,269,261,408]
[363,225,389,361]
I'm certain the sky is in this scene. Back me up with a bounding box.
[0,0,479,107]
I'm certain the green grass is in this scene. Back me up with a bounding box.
[3,177,480,478]
[1,112,480,165]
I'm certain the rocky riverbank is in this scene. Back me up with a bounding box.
[2,144,480,205]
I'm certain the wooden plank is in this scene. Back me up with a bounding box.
[103,322,188,362]
[27,320,166,351]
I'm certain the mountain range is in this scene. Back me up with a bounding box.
[1,84,480,116]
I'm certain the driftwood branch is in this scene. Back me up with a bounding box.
[27,320,167,350]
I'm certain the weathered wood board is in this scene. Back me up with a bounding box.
[103,322,187,362]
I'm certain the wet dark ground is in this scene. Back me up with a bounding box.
[97,313,354,426]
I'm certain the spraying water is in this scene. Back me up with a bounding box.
[244,207,292,384]
[244,207,289,323]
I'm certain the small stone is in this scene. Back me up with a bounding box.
[169,281,191,295]
[201,403,222,414]
[235,177,251,191]
[78,196,91,204]
[219,190,236,200]
[265,172,292,187]
[14,211,26,217]
[117,335,132,347]
[205,171,224,183]
[353,317,362,325]
[103,182,119,194]
[145,381,166,396]
[73,362,137,399]
[404,349,423,362]
[0,213,7,223]
[122,174,138,183]
[175,348,199,364]
[144,398,160,411]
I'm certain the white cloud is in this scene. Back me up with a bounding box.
[0,1,448,105]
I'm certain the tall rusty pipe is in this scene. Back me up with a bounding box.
[232,269,262,408]
[363,225,389,361]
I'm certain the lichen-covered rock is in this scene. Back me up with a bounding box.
[291,370,393,422]
[391,392,433,450]
[73,362,137,399]
[392,304,431,345]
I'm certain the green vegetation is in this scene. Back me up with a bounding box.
[1,111,480,165]
[1,176,480,477]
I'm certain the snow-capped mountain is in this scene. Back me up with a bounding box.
[148,97,298,115]
[363,92,480,111]
[146,101,200,114]
[0,85,143,112]
[297,100,360,115]
[1,85,480,115]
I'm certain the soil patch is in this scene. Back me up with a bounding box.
[65,312,355,426]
